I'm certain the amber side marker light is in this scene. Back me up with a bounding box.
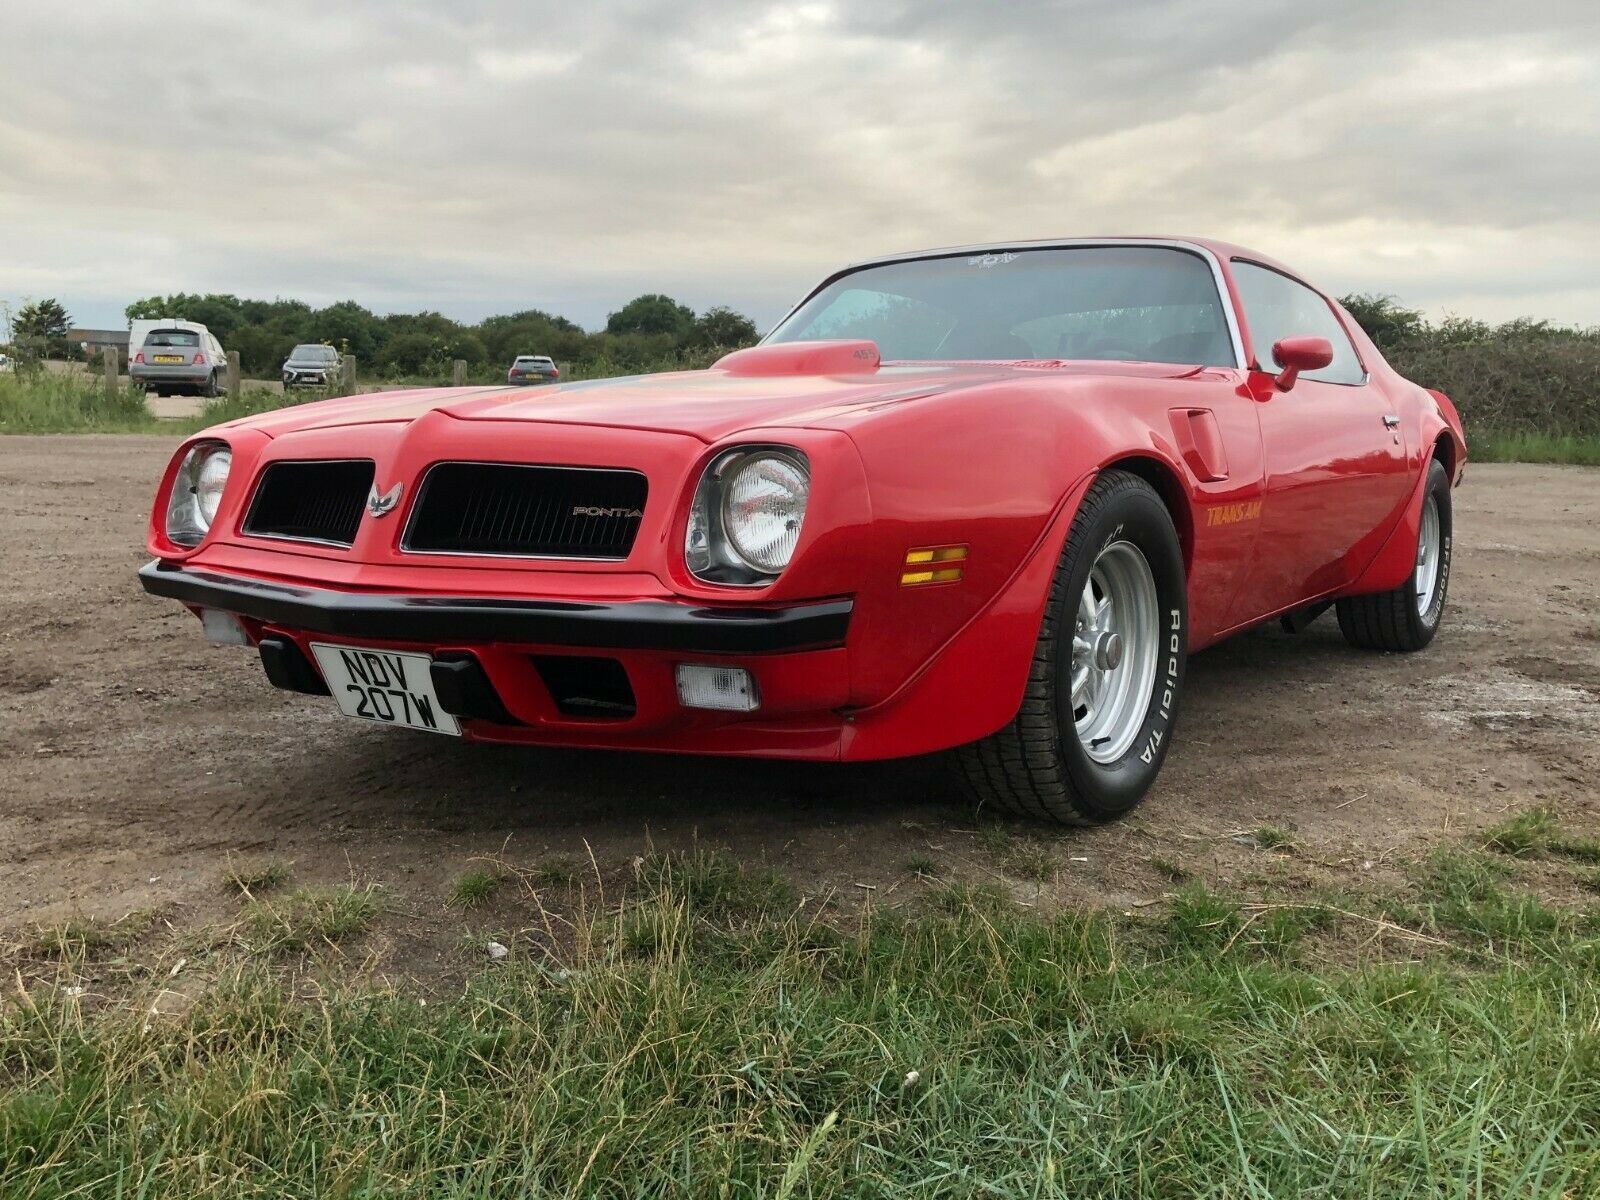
[901,544,968,586]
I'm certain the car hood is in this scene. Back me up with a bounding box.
[222,344,1209,443]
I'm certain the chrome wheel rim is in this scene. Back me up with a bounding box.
[1415,493,1442,616]
[1071,540,1160,764]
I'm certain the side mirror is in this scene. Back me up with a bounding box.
[1270,336,1333,391]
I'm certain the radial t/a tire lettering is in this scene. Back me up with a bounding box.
[957,469,1188,825]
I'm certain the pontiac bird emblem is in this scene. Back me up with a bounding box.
[367,481,403,518]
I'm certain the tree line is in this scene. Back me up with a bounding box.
[115,292,762,376]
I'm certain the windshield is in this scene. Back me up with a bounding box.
[145,330,200,348]
[291,344,338,362]
[767,245,1236,366]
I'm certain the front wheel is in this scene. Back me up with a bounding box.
[1336,457,1452,652]
[957,470,1187,824]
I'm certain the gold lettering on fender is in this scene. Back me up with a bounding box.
[1205,500,1263,527]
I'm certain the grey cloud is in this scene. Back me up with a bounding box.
[2,0,1598,330]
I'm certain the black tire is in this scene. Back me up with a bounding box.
[956,470,1188,824]
[1336,458,1452,652]
[203,371,220,399]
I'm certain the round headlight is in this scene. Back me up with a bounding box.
[721,453,809,573]
[165,441,231,546]
[194,446,231,526]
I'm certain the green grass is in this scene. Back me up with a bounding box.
[448,866,507,910]
[1483,807,1600,864]
[1150,854,1190,882]
[5,852,1600,1196]
[1469,430,1600,465]
[23,909,160,960]
[222,858,292,895]
[530,858,581,888]
[1008,839,1059,883]
[239,883,383,954]
[1250,823,1295,850]
[0,371,157,432]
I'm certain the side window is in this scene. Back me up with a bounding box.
[1230,261,1365,385]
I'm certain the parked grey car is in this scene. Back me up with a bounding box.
[131,324,225,396]
[281,344,340,389]
[507,354,559,385]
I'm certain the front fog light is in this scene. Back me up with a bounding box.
[675,664,759,712]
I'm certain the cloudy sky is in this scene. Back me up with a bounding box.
[3,0,1597,333]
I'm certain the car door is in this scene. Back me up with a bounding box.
[1227,260,1410,620]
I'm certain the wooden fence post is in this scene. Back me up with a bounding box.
[452,359,467,388]
[226,351,241,398]
[102,347,118,395]
[340,354,356,394]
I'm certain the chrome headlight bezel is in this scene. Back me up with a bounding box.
[165,440,232,547]
[685,446,810,585]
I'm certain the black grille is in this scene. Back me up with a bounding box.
[243,460,374,547]
[404,463,647,559]
[531,655,636,719]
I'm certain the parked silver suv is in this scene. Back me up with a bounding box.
[281,344,340,389]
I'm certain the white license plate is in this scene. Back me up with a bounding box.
[309,643,461,736]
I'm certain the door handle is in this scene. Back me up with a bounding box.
[1383,415,1400,428]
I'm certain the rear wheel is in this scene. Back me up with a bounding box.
[1337,458,1452,652]
[203,371,220,399]
[956,470,1187,824]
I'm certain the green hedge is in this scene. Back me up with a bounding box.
[1342,296,1600,442]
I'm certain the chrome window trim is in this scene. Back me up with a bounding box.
[398,460,648,562]
[763,238,1248,371]
[1229,257,1371,387]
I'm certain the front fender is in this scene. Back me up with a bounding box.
[838,470,1096,759]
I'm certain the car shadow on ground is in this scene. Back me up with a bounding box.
[242,617,1370,843]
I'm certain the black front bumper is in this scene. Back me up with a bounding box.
[138,561,852,654]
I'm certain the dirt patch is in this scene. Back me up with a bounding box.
[2,438,1597,987]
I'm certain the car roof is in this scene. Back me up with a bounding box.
[840,236,1306,284]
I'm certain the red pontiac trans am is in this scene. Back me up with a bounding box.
[140,238,1465,824]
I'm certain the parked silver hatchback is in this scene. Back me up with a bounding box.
[131,324,225,396]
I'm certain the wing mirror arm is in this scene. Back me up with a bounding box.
[1269,336,1334,392]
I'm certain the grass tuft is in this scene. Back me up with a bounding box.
[1483,807,1557,855]
[1482,806,1600,865]
[1251,824,1295,850]
[25,909,159,960]
[222,858,292,894]
[448,866,506,910]
[240,884,382,954]
[530,857,580,888]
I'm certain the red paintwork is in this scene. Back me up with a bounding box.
[1268,335,1333,391]
[146,237,1466,761]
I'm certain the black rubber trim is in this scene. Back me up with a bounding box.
[140,561,851,654]
[429,655,519,725]
[258,635,331,696]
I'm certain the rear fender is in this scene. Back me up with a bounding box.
[1343,400,1461,598]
